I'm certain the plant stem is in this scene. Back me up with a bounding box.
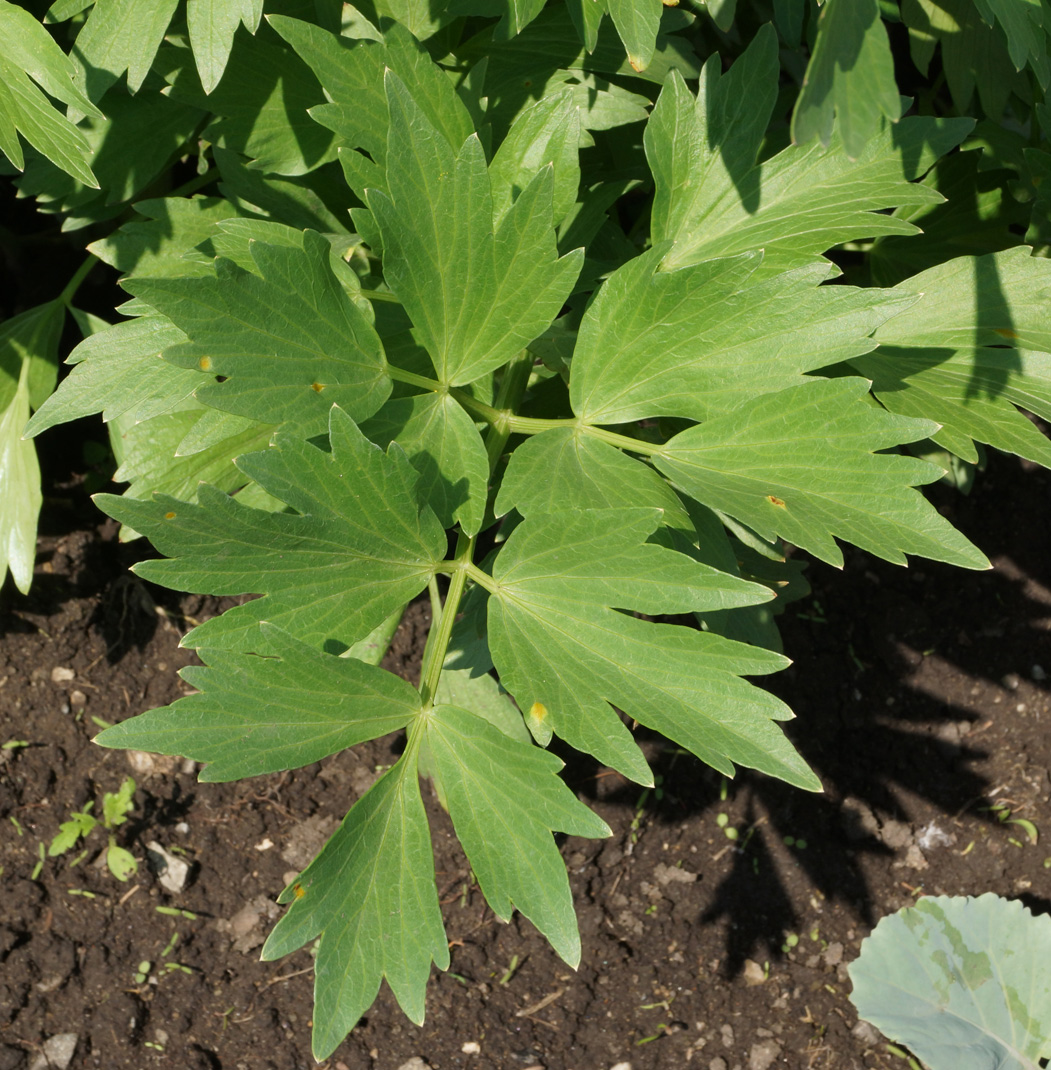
[168,167,219,199]
[58,255,98,307]
[418,534,473,707]
[387,366,444,392]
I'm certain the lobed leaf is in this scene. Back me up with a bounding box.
[654,377,990,570]
[425,703,611,966]
[483,508,816,789]
[94,405,446,651]
[367,72,583,386]
[567,248,916,424]
[97,624,422,781]
[262,753,449,1062]
[127,230,391,434]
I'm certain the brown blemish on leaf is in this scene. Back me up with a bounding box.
[199,356,212,371]
[767,495,786,508]
[164,511,176,519]
[293,883,306,899]
[311,382,325,393]
[994,327,1017,340]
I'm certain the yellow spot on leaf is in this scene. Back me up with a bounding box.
[767,495,786,508]
[293,883,305,899]
[199,356,212,371]
[164,511,176,520]
[311,382,325,393]
[529,701,548,722]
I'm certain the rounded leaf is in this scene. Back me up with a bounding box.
[849,894,1051,1070]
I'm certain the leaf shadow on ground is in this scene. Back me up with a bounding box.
[558,445,1051,979]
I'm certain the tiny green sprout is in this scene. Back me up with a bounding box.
[716,812,729,827]
[1043,857,1051,869]
[2,739,29,750]
[783,835,795,846]
[724,827,739,841]
[719,779,729,802]
[498,954,520,985]
[810,926,821,942]
[9,816,24,837]
[885,1043,923,1070]
[49,779,137,880]
[144,1041,165,1051]
[795,838,808,850]
[154,906,197,919]
[31,842,45,881]
[782,932,800,953]
[134,961,151,984]
[644,903,658,915]
[90,716,113,729]
[161,932,179,957]
[163,962,192,974]
[67,888,97,898]
[635,1025,667,1046]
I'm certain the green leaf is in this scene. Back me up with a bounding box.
[654,377,989,570]
[495,425,695,538]
[188,0,264,94]
[567,248,915,423]
[606,0,662,71]
[425,703,610,965]
[368,72,582,386]
[792,0,901,159]
[483,508,816,789]
[126,230,391,434]
[0,374,41,594]
[0,302,63,594]
[97,624,422,781]
[25,317,199,437]
[88,196,243,280]
[646,34,972,275]
[872,248,1051,353]
[166,29,335,176]
[94,406,446,652]
[0,0,101,185]
[71,0,181,97]
[270,14,474,196]
[489,88,581,230]
[973,0,1050,84]
[106,843,138,881]
[48,810,97,855]
[362,392,490,536]
[101,777,136,826]
[849,894,1051,1070]
[261,752,449,1062]
[853,250,1051,467]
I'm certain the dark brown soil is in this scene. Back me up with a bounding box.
[2,452,1050,1070]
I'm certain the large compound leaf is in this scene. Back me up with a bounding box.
[0,0,101,185]
[425,703,610,965]
[654,377,989,570]
[567,248,915,423]
[855,250,1051,466]
[127,230,391,434]
[94,406,446,651]
[367,72,583,386]
[97,623,421,781]
[262,752,449,1062]
[849,894,1051,1070]
[646,26,972,276]
[791,0,901,160]
[483,508,817,789]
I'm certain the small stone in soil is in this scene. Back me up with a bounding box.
[396,1059,431,1070]
[748,1040,781,1070]
[51,666,75,684]
[29,1034,77,1070]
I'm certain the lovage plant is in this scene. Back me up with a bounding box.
[7,0,1051,1058]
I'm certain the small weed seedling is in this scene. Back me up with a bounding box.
[48,778,138,882]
